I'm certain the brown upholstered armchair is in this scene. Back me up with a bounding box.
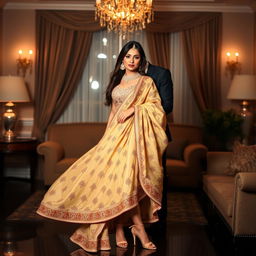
[37,123,106,185]
[166,124,208,188]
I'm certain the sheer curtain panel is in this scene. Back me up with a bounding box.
[58,30,150,123]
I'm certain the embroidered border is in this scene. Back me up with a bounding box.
[37,189,147,223]
[70,233,110,253]
[134,106,163,206]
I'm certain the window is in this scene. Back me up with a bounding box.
[58,30,201,126]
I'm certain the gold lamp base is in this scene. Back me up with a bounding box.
[3,241,17,256]
[240,100,249,117]
[3,101,17,142]
[240,100,253,145]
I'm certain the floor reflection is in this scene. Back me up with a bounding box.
[0,218,217,256]
[70,247,157,256]
[2,220,214,256]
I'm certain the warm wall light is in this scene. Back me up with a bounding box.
[225,51,241,80]
[16,49,33,77]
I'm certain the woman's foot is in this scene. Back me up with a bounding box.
[130,224,156,250]
[116,225,128,248]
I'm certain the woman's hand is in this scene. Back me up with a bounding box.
[117,107,135,123]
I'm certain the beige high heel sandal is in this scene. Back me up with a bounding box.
[129,225,156,250]
[116,229,128,248]
[116,240,128,249]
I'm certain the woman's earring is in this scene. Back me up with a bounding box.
[120,63,125,70]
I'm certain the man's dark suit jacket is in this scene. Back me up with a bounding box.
[146,63,173,141]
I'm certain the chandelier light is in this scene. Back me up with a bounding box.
[95,0,153,36]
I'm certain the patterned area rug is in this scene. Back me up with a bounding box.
[167,192,207,225]
[7,190,207,225]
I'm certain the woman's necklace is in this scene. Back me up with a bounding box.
[121,73,141,82]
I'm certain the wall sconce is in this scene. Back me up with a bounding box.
[225,51,241,80]
[16,49,33,77]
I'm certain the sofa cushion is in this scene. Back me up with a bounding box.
[166,139,188,160]
[203,174,234,217]
[226,142,256,175]
[203,174,234,185]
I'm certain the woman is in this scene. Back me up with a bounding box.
[37,41,168,253]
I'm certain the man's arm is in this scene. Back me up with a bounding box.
[157,69,173,115]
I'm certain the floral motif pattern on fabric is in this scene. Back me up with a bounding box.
[37,76,168,252]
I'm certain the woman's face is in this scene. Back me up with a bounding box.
[122,48,141,72]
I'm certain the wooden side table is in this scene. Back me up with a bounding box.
[0,138,38,187]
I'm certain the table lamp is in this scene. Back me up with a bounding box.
[227,74,256,144]
[0,76,30,141]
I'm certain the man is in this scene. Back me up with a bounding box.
[146,62,173,222]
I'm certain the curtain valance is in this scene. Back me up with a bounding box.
[146,12,221,33]
[37,10,220,33]
[37,10,102,31]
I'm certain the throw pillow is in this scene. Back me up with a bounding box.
[166,139,188,160]
[226,141,256,175]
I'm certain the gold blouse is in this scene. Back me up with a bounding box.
[112,84,136,107]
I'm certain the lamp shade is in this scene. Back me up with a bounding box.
[227,74,256,100]
[0,76,30,102]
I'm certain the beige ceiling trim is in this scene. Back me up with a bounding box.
[156,3,253,12]
[170,0,215,1]
[4,2,253,13]
[4,3,94,10]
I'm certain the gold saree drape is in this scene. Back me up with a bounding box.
[37,76,168,252]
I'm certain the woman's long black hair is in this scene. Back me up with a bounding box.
[105,41,147,106]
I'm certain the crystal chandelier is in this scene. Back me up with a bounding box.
[95,0,153,35]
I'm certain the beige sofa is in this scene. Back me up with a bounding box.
[203,152,256,237]
[37,122,207,188]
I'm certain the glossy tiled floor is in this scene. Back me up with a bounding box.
[0,180,253,256]
[0,220,216,256]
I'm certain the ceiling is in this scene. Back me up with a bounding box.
[1,0,254,2]
[6,0,252,2]
[1,0,255,11]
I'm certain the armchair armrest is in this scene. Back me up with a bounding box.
[183,143,208,167]
[236,172,256,192]
[233,172,256,236]
[37,141,65,185]
[37,141,64,161]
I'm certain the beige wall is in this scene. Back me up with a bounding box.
[1,10,255,128]
[0,9,2,75]
[2,9,35,123]
[221,12,255,111]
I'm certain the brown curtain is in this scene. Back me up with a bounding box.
[146,12,220,33]
[146,32,170,69]
[33,11,101,140]
[254,13,256,75]
[182,15,222,111]
[145,12,222,111]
